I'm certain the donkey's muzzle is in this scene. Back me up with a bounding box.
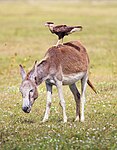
[22,106,30,113]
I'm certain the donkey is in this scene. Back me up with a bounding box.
[19,41,96,123]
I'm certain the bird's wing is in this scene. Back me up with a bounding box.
[53,25,72,33]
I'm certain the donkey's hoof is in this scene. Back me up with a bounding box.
[80,117,85,122]
[63,117,67,123]
[75,116,80,122]
[41,118,48,123]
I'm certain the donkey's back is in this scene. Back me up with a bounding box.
[45,41,89,75]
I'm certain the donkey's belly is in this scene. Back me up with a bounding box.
[62,72,86,85]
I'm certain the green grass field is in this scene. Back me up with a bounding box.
[0,1,117,149]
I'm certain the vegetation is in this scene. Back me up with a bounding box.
[0,1,117,149]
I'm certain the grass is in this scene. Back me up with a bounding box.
[0,1,117,150]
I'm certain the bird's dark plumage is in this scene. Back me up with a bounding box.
[45,22,83,46]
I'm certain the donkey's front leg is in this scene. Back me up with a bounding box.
[42,82,52,122]
[56,80,67,123]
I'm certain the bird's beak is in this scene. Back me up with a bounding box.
[45,23,48,26]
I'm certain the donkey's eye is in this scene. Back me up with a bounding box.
[30,89,34,93]
[35,77,38,84]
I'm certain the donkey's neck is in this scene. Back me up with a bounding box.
[35,59,50,85]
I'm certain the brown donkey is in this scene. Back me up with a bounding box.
[19,41,96,123]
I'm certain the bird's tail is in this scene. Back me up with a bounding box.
[70,26,82,33]
[87,79,97,94]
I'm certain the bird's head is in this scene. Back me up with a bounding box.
[45,22,54,27]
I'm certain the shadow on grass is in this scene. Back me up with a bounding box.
[19,118,35,124]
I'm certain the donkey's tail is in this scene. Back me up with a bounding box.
[87,79,97,94]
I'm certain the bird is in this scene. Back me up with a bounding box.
[45,22,83,46]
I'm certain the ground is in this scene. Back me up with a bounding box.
[0,1,117,150]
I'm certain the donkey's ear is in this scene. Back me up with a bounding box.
[29,60,38,77]
[19,64,26,80]
[34,60,38,72]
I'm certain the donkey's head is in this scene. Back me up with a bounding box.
[19,62,38,113]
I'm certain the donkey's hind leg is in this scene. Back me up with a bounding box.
[80,73,88,122]
[69,83,81,121]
